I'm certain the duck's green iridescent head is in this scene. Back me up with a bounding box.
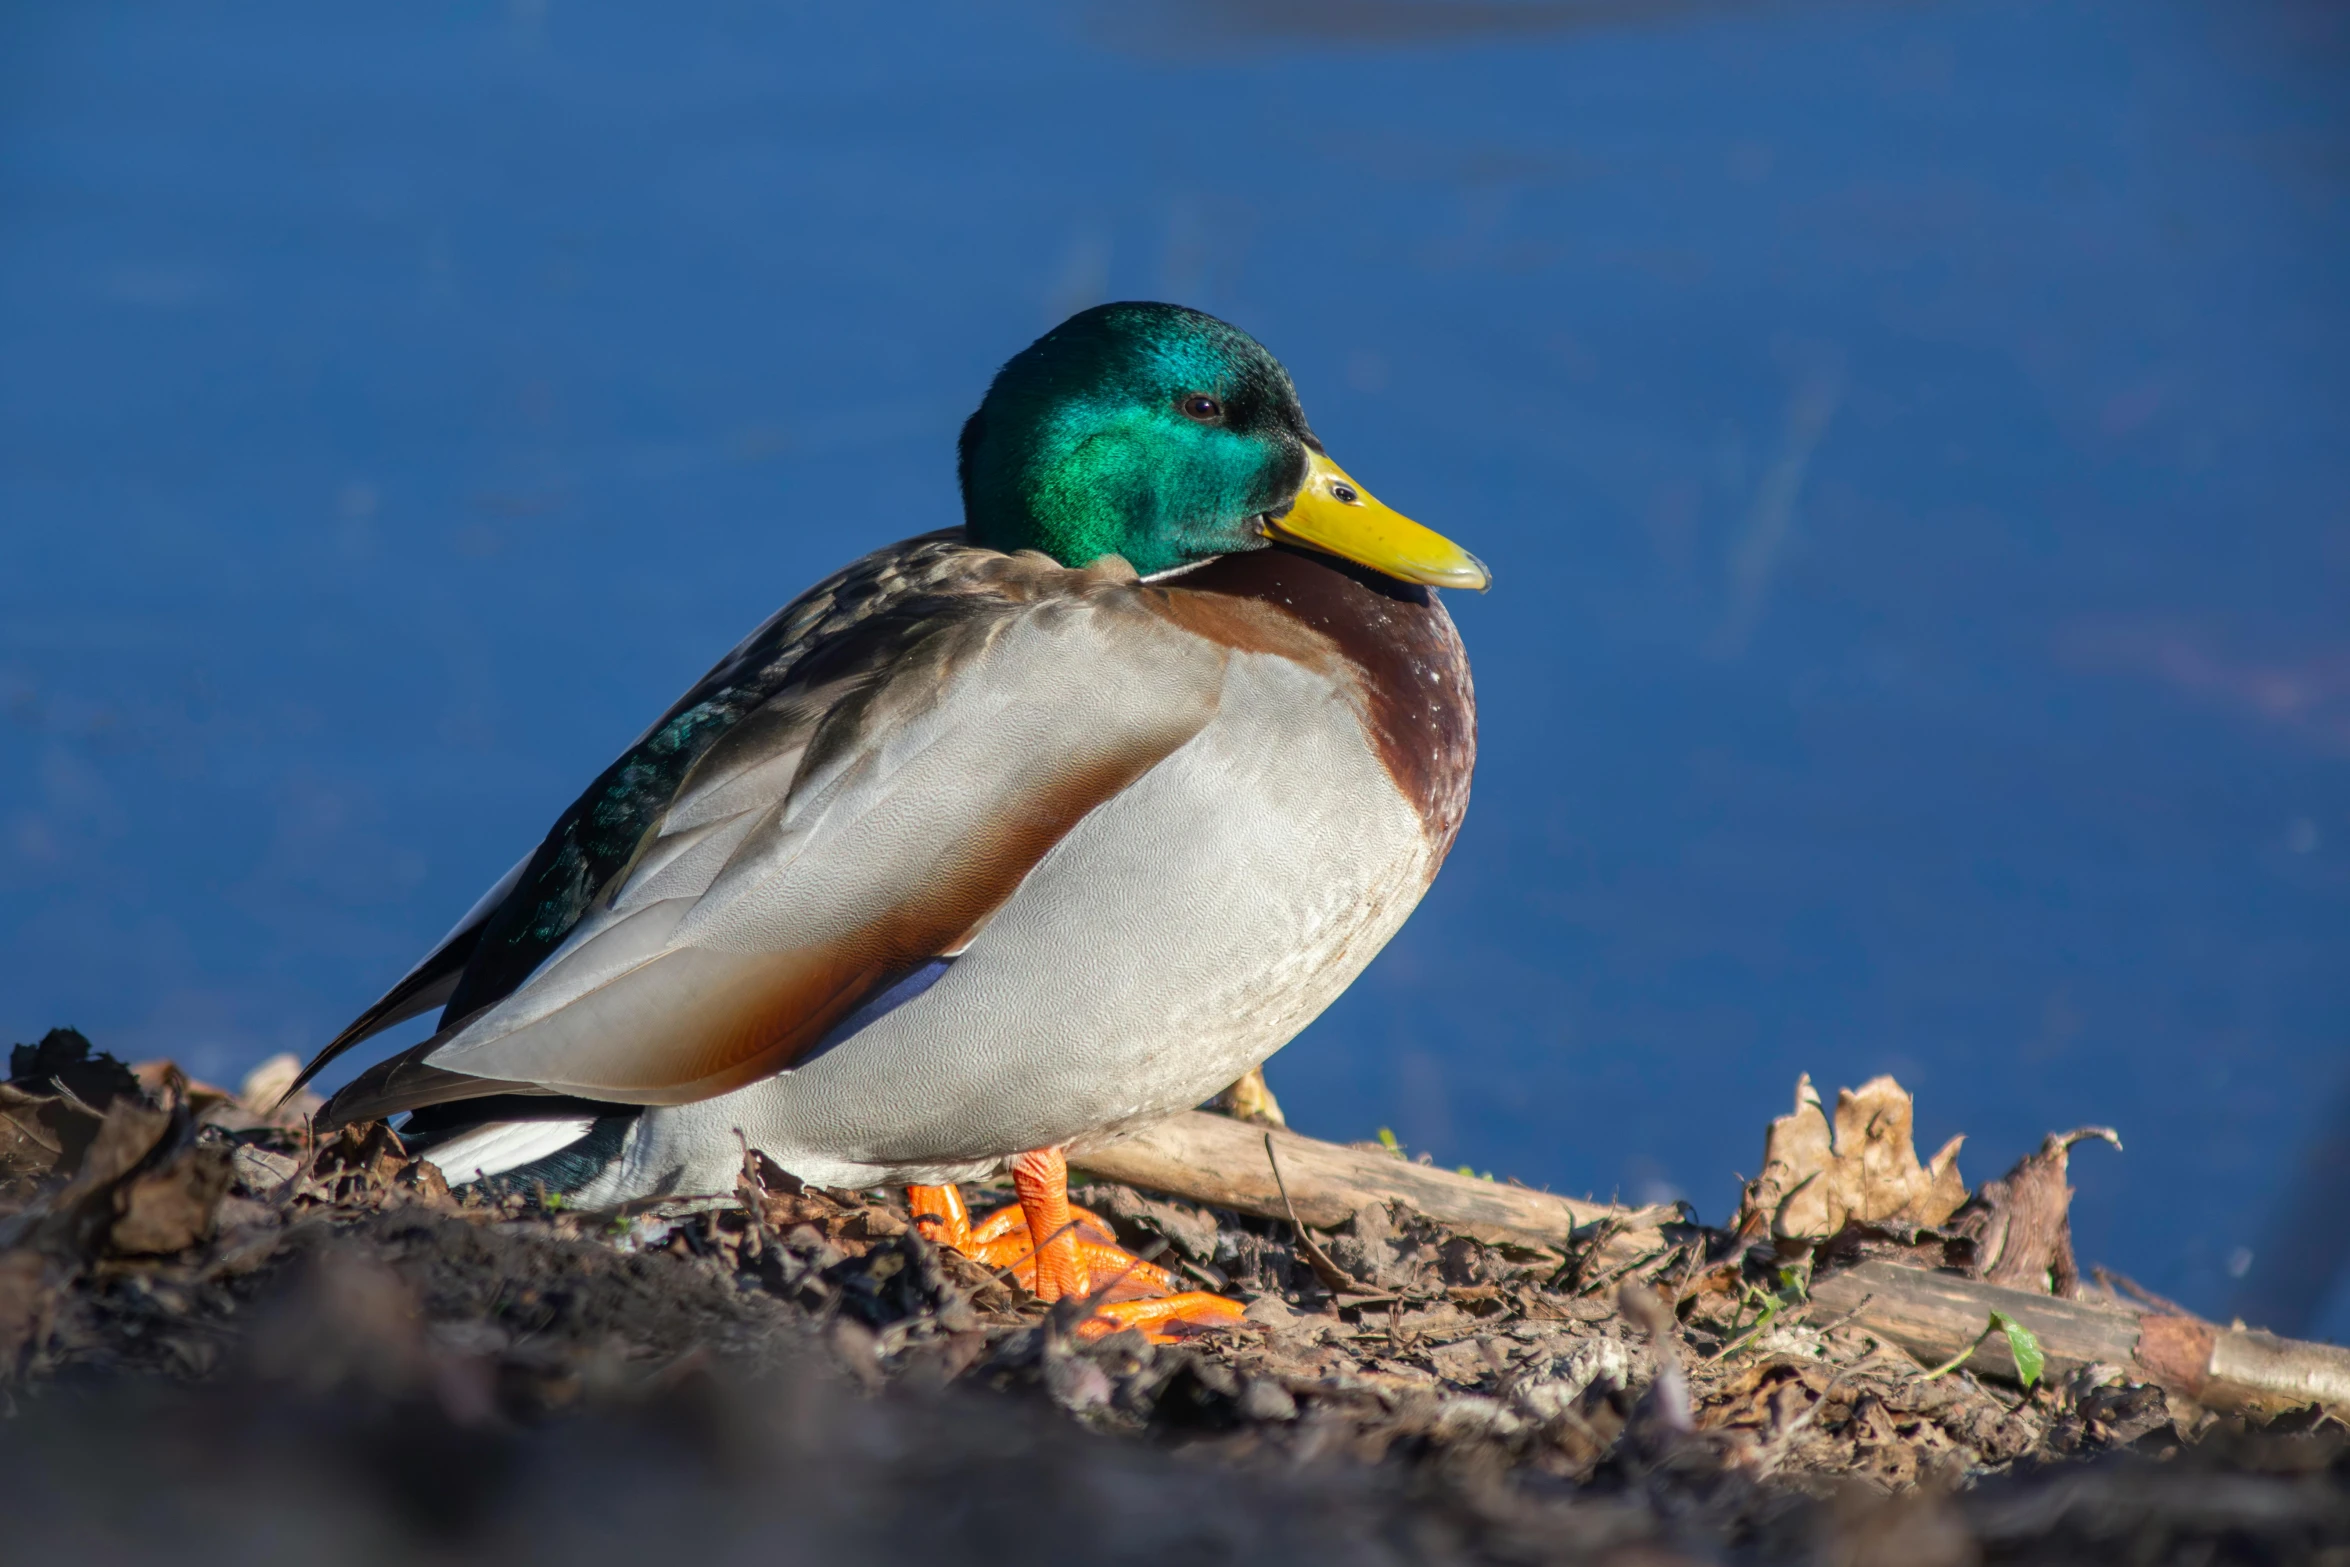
[959,302,1487,590]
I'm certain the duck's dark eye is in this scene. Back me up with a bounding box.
[1179,393,1224,422]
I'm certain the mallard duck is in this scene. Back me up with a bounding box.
[297,302,1484,1335]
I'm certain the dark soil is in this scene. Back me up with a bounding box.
[4,1030,2345,1565]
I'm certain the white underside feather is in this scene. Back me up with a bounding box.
[417,1118,597,1183]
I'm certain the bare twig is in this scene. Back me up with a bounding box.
[1265,1132,1371,1297]
[2092,1265,2201,1321]
[1549,1216,1625,1291]
[1805,1289,1877,1338]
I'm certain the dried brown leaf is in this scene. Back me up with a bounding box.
[57,1097,175,1211]
[1947,1126,2121,1297]
[0,1084,83,1193]
[1738,1075,1967,1241]
[234,1053,326,1127]
[109,1144,233,1256]
[130,1060,229,1115]
[312,1121,408,1202]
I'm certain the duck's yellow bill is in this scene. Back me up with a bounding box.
[1268,451,1490,592]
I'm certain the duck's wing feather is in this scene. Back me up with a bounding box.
[296,532,984,1095]
[320,548,1228,1126]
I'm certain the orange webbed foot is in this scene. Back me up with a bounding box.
[1074,1291,1250,1343]
[907,1148,1245,1344]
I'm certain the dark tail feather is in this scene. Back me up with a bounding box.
[318,1028,548,1129]
[288,851,537,1101]
[289,950,472,1101]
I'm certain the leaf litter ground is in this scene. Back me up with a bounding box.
[3,1031,2345,1566]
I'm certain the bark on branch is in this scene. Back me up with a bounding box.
[1811,1260,2350,1418]
[1070,1111,1670,1256]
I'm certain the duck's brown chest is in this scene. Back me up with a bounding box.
[1153,545,1477,858]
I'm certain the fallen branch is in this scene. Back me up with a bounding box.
[1071,1111,1672,1258]
[1078,1112,2350,1420]
[1814,1260,2350,1418]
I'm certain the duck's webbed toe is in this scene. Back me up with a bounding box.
[907,1148,1246,1342]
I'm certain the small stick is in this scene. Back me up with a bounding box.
[1550,1216,1625,1291]
[1265,1131,1367,1297]
[1805,1290,1877,1338]
[2091,1264,2200,1321]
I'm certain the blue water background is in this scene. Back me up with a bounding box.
[3,2,2345,1332]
